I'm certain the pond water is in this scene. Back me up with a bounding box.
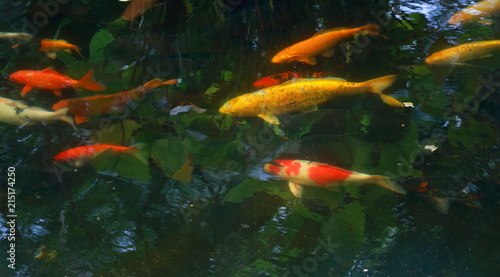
[0,0,499,276]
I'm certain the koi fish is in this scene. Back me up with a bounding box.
[120,0,159,21]
[253,72,327,88]
[52,78,179,124]
[448,0,500,25]
[425,40,500,66]
[219,75,404,125]
[264,159,407,198]
[271,24,380,65]
[0,97,76,130]
[54,143,147,167]
[9,67,106,97]
[0,32,33,41]
[401,177,485,214]
[38,39,85,59]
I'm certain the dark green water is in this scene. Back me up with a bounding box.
[0,0,499,276]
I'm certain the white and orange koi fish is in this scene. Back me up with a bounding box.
[264,159,407,198]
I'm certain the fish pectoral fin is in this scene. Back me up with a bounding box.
[53,90,63,97]
[301,105,318,113]
[20,85,34,97]
[324,186,340,192]
[288,182,304,198]
[454,62,468,66]
[74,159,87,167]
[258,114,280,125]
[321,48,335,57]
[477,18,493,25]
[74,115,90,124]
[478,54,493,59]
[298,56,317,65]
[45,52,57,59]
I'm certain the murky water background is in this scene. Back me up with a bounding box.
[0,0,499,276]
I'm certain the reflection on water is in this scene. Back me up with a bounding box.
[0,0,498,276]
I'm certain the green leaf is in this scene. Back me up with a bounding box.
[91,119,143,145]
[92,149,151,182]
[88,29,115,64]
[448,118,499,150]
[150,137,186,176]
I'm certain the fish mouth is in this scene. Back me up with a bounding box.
[263,161,283,174]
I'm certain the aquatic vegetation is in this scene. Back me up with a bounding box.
[0,1,498,277]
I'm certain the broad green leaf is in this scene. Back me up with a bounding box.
[150,137,186,177]
[88,29,115,64]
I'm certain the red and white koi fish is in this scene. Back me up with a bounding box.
[54,143,147,167]
[9,67,106,97]
[264,159,407,198]
[0,97,76,130]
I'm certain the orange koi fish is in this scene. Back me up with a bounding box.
[264,160,407,198]
[253,72,327,88]
[448,0,500,25]
[54,143,147,167]
[271,24,380,65]
[38,39,85,59]
[0,97,76,130]
[401,177,485,214]
[9,68,106,97]
[52,78,179,124]
[121,0,159,21]
[220,75,404,125]
[425,40,500,66]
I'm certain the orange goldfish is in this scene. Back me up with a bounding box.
[121,0,159,21]
[425,40,500,66]
[271,24,380,65]
[448,0,500,25]
[9,68,106,97]
[54,143,147,167]
[52,78,178,124]
[38,39,85,59]
[264,159,406,198]
[219,75,404,125]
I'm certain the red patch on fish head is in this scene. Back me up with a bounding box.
[308,164,352,187]
[275,159,301,176]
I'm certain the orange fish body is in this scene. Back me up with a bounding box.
[38,39,84,59]
[122,0,159,21]
[9,68,106,97]
[52,78,178,124]
[271,24,380,65]
[425,40,500,66]
[220,75,403,125]
[54,143,147,167]
[448,0,500,25]
[264,159,406,198]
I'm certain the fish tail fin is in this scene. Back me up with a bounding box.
[74,70,106,91]
[426,193,451,214]
[360,24,381,36]
[370,175,407,194]
[53,107,77,131]
[128,143,148,164]
[52,99,69,111]
[363,75,404,107]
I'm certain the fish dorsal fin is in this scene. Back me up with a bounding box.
[42,67,63,75]
[312,27,349,37]
[278,77,346,86]
[308,162,330,166]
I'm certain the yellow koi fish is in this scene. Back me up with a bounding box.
[0,97,76,130]
[271,24,380,65]
[448,0,500,25]
[219,75,404,125]
[425,40,500,66]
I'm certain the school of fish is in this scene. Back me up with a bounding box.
[0,0,493,214]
